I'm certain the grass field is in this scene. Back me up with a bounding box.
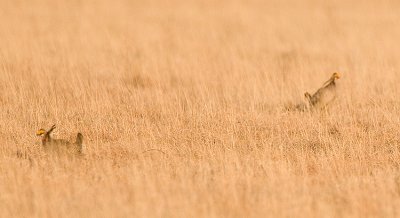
[1,0,400,217]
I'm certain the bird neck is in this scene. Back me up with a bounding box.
[42,133,52,145]
[322,77,335,88]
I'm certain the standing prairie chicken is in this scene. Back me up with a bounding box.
[304,72,340,110]
[36,125,83,154]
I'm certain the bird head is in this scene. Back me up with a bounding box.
[36,129,46,136]
[332,72,340,79]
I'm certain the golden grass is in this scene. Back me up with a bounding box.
[1,0,400,217]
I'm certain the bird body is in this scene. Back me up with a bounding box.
[305,72,340,110]
[36,125,83,154]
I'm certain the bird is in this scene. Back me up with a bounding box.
[304,72,340,110]
[36,124,83,154]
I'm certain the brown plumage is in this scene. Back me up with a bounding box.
[304,72,340,110]
[36,125,83,154]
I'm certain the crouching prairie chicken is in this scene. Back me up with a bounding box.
[36,125,83,154]
[304,72,340,110]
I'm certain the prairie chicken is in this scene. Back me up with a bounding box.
[304,72,340,110]
[36,125,83,154]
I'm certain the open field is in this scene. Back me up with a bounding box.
[1,0,400,217]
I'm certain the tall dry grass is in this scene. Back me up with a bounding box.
[1,0,400,217]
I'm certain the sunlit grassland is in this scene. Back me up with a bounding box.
[1,0,400,217]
